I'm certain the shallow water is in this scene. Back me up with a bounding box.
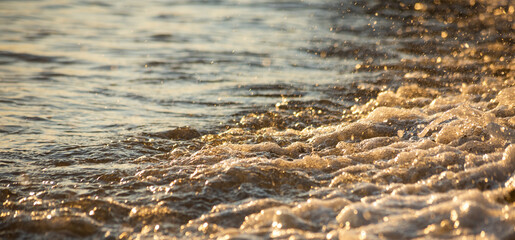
[0,0,349,160]
[1,0,514,239]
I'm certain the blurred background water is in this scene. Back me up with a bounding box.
[0,0,358,161]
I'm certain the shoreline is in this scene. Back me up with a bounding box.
[1,0,514,239]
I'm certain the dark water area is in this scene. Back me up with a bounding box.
[1,0,514,239]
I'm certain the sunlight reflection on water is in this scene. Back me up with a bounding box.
[0,0,348,157]
[1,0,513,239]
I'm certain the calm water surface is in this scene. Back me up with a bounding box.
[1,0,514,239]
[0,0,349,159]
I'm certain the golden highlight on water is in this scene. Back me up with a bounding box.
[0,0,514,239]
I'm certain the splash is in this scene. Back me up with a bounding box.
[1,0,514,239]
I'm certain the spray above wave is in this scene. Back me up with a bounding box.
[1,0,514,239]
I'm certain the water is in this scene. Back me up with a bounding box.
[1,0,514,239]
[0,0,347,159]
